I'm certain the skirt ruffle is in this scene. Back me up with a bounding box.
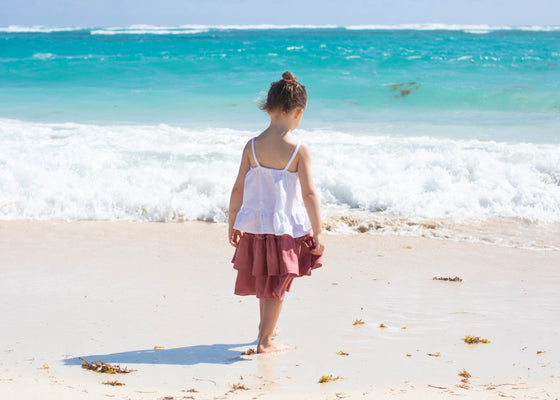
[232,232,323,300]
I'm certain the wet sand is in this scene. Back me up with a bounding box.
[0,220,558,399]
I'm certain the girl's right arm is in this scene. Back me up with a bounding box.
[297,144,325,256]
[228,142,251,247]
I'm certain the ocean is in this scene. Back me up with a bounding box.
[1,25,559,248]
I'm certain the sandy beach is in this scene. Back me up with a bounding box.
[0,220,559,399]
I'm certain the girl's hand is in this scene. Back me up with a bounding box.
[229,228,242,247]
[310,232,325,256]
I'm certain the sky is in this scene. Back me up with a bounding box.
[0,0,559,27]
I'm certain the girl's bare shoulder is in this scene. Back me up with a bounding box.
[243,139,258,167]
[297,142,312,159]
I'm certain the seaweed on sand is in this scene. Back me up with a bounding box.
[433,276,463,282]
[459,369,472,379]
[463,335,491,344]
[319,375,343,383]
[103,380,125,386]
[80,358,135,374]
[229,383,249,392]
[457,369,472,389]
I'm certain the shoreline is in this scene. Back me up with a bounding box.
[2,213,559,251]
[322,211,560,251]
[1,220,559,399]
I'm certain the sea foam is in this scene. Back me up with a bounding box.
[345,24,560,32]
[0,25,86,33]
[1,119,559,227]
[3,24,559,35]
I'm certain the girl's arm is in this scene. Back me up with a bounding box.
[228,142,251,247]
[297,144,325,256]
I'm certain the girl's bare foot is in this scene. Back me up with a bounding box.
[257,340,289,354]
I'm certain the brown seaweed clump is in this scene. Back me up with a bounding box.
[433,276,463,282]
[80,358,134,374]
[459,369,471,379]
[457,369,472,389]
[353,319,365,326]
[103,380,125,386]
[463,335,491,344]
[241,348,256,356]
[390,82,422,98]
[229,383,249,392]
[319,375,343,383]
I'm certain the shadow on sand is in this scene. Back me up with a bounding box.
[63,342,256,367]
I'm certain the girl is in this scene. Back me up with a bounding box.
[228,71,325,354]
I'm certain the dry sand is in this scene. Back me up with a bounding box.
[0,220,559,399]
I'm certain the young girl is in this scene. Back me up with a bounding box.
[228,71,325,354]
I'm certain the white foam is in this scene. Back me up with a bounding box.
[0,25,85,33]
[32,52,55,60]
[90,28,209,35]
[172,24,339,30]
[2,24,559,34]
[0,119,559,226]
[345,24,560,32]
[90,24,338,35]
[464,30,491,34]
[0,120,246,222]
[311,131,560,223]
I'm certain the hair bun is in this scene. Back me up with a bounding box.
[282,71,297,82]
[261,71,307,112]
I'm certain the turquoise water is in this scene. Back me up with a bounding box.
[1,26,559,241]
[1,26,559,139]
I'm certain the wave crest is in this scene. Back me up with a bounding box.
[3,24,559,34]
[1,119,559,230]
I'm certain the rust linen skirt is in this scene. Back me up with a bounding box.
[232,232,323,300]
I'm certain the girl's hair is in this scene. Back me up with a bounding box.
[260,71,307,113]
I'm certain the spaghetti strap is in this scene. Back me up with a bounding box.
[251,138,261,167]
[284,141,301,171]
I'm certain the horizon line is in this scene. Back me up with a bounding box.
[2,23,560,34]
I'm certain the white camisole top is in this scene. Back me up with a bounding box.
[233,138,312,238]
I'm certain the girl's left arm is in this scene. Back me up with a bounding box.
[228,142,251,247]
[297,144,325,256]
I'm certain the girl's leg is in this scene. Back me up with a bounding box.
[258,300,280,338]
[257,298,288,353]
[259,299,264,330]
